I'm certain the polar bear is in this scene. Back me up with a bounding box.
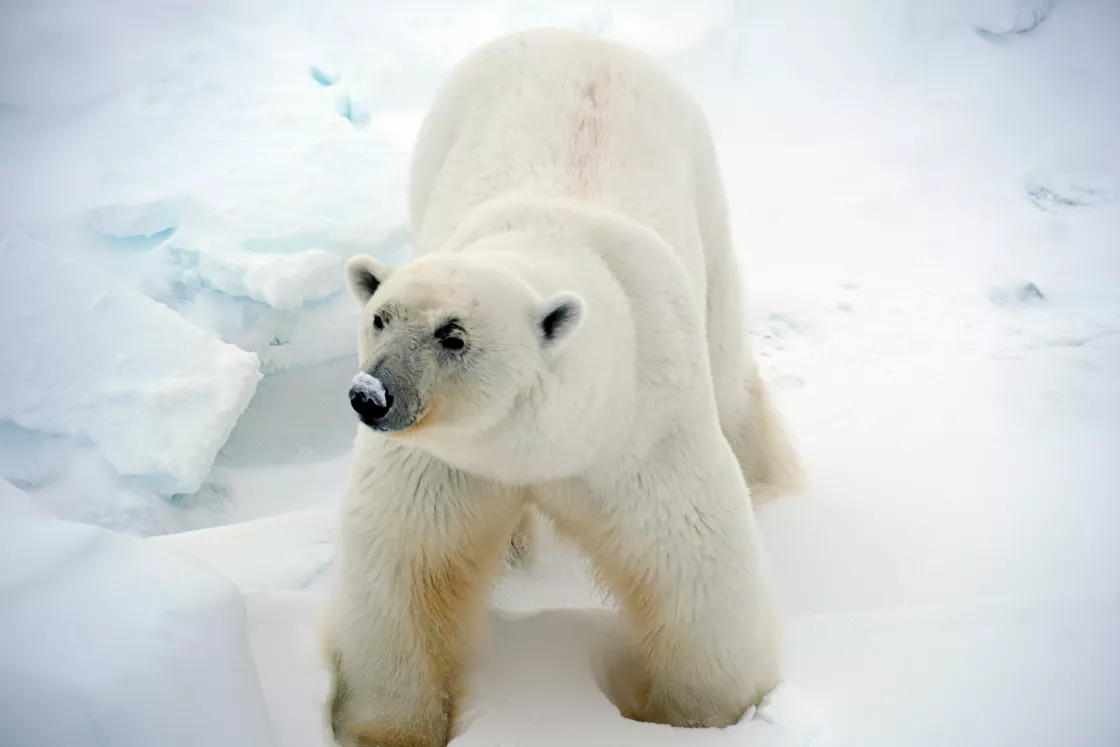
[325,28,801,747]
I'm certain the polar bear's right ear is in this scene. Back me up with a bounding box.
[345,255,392,303]
[536,292,586,349]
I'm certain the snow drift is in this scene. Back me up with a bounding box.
[0,515,275,747]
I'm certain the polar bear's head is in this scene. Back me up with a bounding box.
[343,253,586,439]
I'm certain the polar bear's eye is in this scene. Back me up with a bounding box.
[373,314,385,330]
[434,318,466,352]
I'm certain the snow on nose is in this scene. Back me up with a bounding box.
[350,371,387,408]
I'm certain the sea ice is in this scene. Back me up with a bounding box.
[195,247,344,310]
[88,199,180,239]
[0,232,261,494]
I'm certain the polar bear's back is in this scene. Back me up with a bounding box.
[409,28,719,264]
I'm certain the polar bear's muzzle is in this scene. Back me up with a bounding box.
[348,365,420,433]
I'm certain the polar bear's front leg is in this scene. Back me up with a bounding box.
[325,443,522,747]
[541,433,784,728]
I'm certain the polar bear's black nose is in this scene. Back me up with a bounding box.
[349,381,394,426]
[350,389,393,421]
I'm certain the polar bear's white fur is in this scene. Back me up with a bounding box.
[325,28,801,747]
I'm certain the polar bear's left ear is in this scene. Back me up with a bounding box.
[536,292,586,348]
[345,255,392,303]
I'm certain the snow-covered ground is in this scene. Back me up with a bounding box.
[2,0,1119,745]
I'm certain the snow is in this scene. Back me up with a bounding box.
[0,232,262,495]
[1,0,1119,745]
[0,516,274,747]
[1022,166,1116,212]
[0,478,49,519]
[155,517,827,747]
[971,0,1058,37]
[151,509,336,592]
[349,371,387,406]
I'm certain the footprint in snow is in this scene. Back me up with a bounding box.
[974,0,1056,40]
[308,64,340,87]
[335,92,371,129]
[308,64,370,129]
[989,281,1045,309]
[1023,168,1115,213]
